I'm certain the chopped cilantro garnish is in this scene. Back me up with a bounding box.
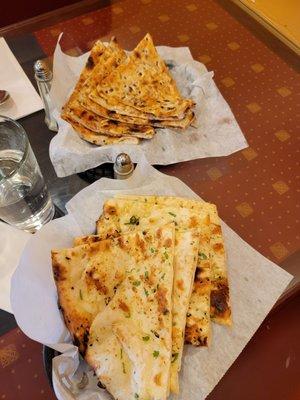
[161,273,165,280]
[133,280,141,286]
[144,288,149,297]
[142,335,150,342]
[120,348,123,359]
[153,350,159,358]
[144,271,149,279]
[79,289,83,300]
[150,247,156,253]
[134,394,139,399]
[163,251,169,260]
[198,252,208,260]
[171,353,179,363]
[168,212,176,217]
[125,215,140,225]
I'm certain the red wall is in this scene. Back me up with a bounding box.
[1,0,82,28]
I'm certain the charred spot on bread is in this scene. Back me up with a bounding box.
[86,56,95,69]
[211,281,230,317]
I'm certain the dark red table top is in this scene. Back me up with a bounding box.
[0,0,299,399]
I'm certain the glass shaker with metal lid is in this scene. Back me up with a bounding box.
[34,60,58,132]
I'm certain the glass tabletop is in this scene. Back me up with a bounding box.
[0,0,299,399]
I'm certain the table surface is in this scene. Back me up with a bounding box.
[0,0,299,399]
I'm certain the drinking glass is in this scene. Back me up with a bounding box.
[0,115,55,232]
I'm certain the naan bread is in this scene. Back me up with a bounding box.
[75,228,199,394]
[85,223,175,400]
[66,102,154,139]
[52,227,169,353]
[61,38,112,119]
[90,33,194,120]
[93,197,213,393]
[170,229,199,393]
[95,196,212,348]
[67,119,140,145]
[74,40,108,90]
[62,38,154,143]
[114,195,231,327]
[83,96,195,129]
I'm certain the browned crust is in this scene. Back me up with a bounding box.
[185,322,208,346]
[51,251,92,354]
[210,279,231,324]
[67,119,140,146]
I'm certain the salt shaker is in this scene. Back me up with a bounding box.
[34,60,58,132]
[113,153,134,179]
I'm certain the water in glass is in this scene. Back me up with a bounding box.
[0,116,54,232]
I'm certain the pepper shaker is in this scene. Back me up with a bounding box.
[113,153,134,179]
[34,60,58,132]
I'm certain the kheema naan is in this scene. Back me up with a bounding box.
[52,226,170,354]
[83,95,195,129]
[90,33,194,120]
[114,195,232,327]
[66,105,154,139]
[67,119,140,146]
[61,38,154,141]
[61,38,113,119]
[75,228,199,394]
[85,223,175,400]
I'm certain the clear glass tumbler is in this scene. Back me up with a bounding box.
[0,115,55,232]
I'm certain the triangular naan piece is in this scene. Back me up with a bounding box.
[85,223,175,400]
[95,197,212,347]
[170,229,199,393]
[67,119,140,145]
[61,38,114,119]
[75,228,199,394]
[90,33,194,120]
[52,226,172,354]
[113,195,231,328]
[61,39,154,142]
[91,197,213,393]
[83,95,195,129]
[65,104,154,140]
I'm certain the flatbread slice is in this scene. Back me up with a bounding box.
[66,102,154,139]
[67,119,140,145]
[85,223,175,400]
[61,38,113,118]
[52,226,169,353]
[114,195,231,327]
[75,228,199,394]
[61,39,155,141]
[90,33,194,120]
[73,40,108,90]
[82,96,195,129]
[95,196,212,347]
[94,197,213,393]
[170,229,199,393]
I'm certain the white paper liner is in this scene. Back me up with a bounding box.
[49,37,248,177]
[11,160,292,399]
